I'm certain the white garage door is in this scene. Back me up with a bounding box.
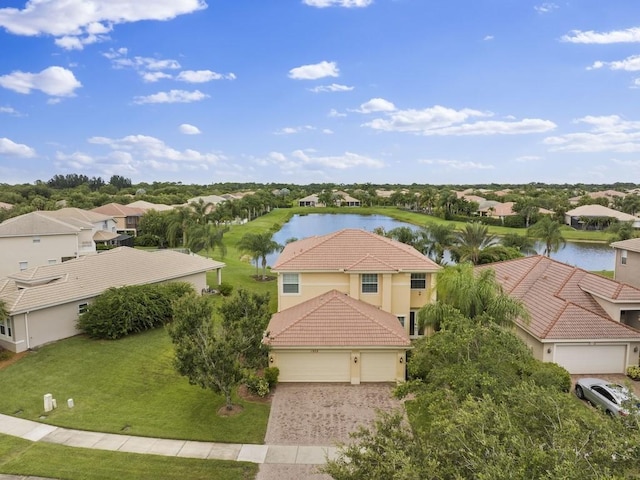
[554,344,627,374]
[361,352,397,382]
[276,351,350,382]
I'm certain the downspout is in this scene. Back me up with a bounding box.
[25,312,30,350]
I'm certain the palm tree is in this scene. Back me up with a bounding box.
[501,233,537,255]
[528,217,565,257]
[451,222,498,265]
[418,263,529,332]
[166,206,195,247]
[187,223,227,258]
[238,232,282,279]
[418,222,456,264]
[513,198,539,228]
[385,227,418,248]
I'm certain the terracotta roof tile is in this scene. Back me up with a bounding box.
[273,229,440,273]
[477,256,640,341]
[265,289,410,347]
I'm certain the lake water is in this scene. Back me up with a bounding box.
[267,213,615,272]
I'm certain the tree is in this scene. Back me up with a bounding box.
[607,220,635,242]
[417,222,456,264]
[418,263,529,332]
[501,233,537,255]
[237,232,281,279]
[513,198,539,228]
[168,294,242,411]
[109,175,132,190]
[188,223,227,258]
[528,216,565,257]
[450,221,499,265]
[385,226,418,248]
[166,206,195,247]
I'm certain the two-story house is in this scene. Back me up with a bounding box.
[265,229,441,384]
[611,238,640,289]
[91,203,145,236]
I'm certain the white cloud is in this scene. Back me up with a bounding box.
[544,115,640,152]
[274,125,315,135]
[0,66,81,97]
[562,27,640,44]
[291,149,384,169]
[289,61,339,80]
[357,97,396,113]
[589,54,640,72]
[179,123,202,135]
[418,158,494,170]
[133,89,208,104]
[309,83,354,93]
[322,129,334,134]
[0,137,36,158]
[515,155,542,163]
[303,0,373,7]
[0,0,207,50]
[176,70,236,83]
[483,35,494,41]
[534,3,558,14]
[363,104,556,136]
[0,106,17,114]
[141,71,173,83]
[328,108,347,118]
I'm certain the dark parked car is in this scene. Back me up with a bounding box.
[575,377,640,417]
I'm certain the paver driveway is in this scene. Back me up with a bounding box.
[264,383,405,446]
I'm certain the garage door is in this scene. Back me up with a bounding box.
[361,352,397,382]
[276,351,350,382]
[554,344,627,374]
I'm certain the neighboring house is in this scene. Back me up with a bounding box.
[298,194,321,207]
[479,256,640,374]
[611,238,640,289]
[569,190,627,205]
[565,204,640,229]
[42,207,117,234]
[0,247,225,353]
[266,229,441,383]
[126,200,174,212]
[333,191,361,207]
[186,194,227,212]
[91,203,145,236]
[479,201,553,223]
[0,212,100,277]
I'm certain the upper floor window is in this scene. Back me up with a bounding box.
[361,274,378,294]
[621,249,628,265]
[411,273,426,289]
[397,316,405,328]
[32,237,41,244]
[0,317,13,338]
[282,273,299,294]
[78,303,89,315]
[19,261,28,271]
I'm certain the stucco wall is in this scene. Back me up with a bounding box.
[614,249,640,289]
[0,234,80,277]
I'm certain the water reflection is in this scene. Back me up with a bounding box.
[267,213,614,271]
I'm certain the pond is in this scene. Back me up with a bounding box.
[267,213,615,272]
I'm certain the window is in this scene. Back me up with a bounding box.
[32,237,41,244]
[282,273,299,294]
[0,317,12,338]
[397,316,405,327]
[621,249,628,265]
[48,259,57,265]
[78,303,88,314]
[19,261,28,271]
[411,273,426,289]
[361,274,378,293]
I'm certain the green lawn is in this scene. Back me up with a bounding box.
[0,328,269,444]
[0,434,257,480]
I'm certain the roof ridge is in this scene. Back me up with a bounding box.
[506,255,544,294]
[269,290,338,338]
[346,253,398,272]
[540,301,568,338]
[344,295,409,343]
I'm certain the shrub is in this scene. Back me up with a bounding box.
[244,372,270,397]
[218,282,233,297]
[264,366,280,387]
[503,215,526,228]
[528,362,571,393]
[627,365,640,380]
[134,234,160,247]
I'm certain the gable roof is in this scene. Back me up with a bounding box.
[565,204,639,221]
[91,203,145,217]
[0,247,225,315]
[478,256,640,341]
[611,238,640,253]
[272,228,441,273]
[265,289,410,347]
[0,211,91,237]
[126,200,174,212]
[42,207,114,224]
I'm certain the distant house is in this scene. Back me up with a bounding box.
[266,229,441,383]
[298,194,321,207]
[0,247,225,353]
[126,200,174,212]
[611,238,640,289]
[565,204,640,229]
[569,190,627,206]
[91,203,145,236]
[479,201,553,223]
[479,256,640,374]
[334,191,361,207]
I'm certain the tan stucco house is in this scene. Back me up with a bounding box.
[611,237,640,289]
[565,204,640,229]
[479,255,640,374]
[0,247,225,353]
[265,228,441,383]
[91,203,145,236]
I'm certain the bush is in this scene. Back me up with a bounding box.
[264,366,280,387]
[503,215,526,228]
[134,234,161,247]
[627,365,640,380]
[218,282,233,297]
[528,362,571,393]
[244,372,270,397]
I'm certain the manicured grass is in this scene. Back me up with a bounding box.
[0,434,257,480]
[0,328,269,444]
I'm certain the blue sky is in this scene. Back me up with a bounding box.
[1,0,640,186]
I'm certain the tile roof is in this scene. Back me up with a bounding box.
[91,203,145,217]
[0,211,90,237]
[273,229,441,273]
[42,207,114,224]
[265,289,411,347]
[566,204,638,221]
[126,200,175,212]
[477,256,640,341]
[0,247,225,315]
[611,238,640,254]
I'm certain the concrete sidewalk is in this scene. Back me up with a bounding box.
[0,414,339,465]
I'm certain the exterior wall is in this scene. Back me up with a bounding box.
[278,272,349,311]
[613,248,640,288]
[0,234,80,277]
[0,314,27,353]
[591,296,640,324]
[513,326,546,361]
